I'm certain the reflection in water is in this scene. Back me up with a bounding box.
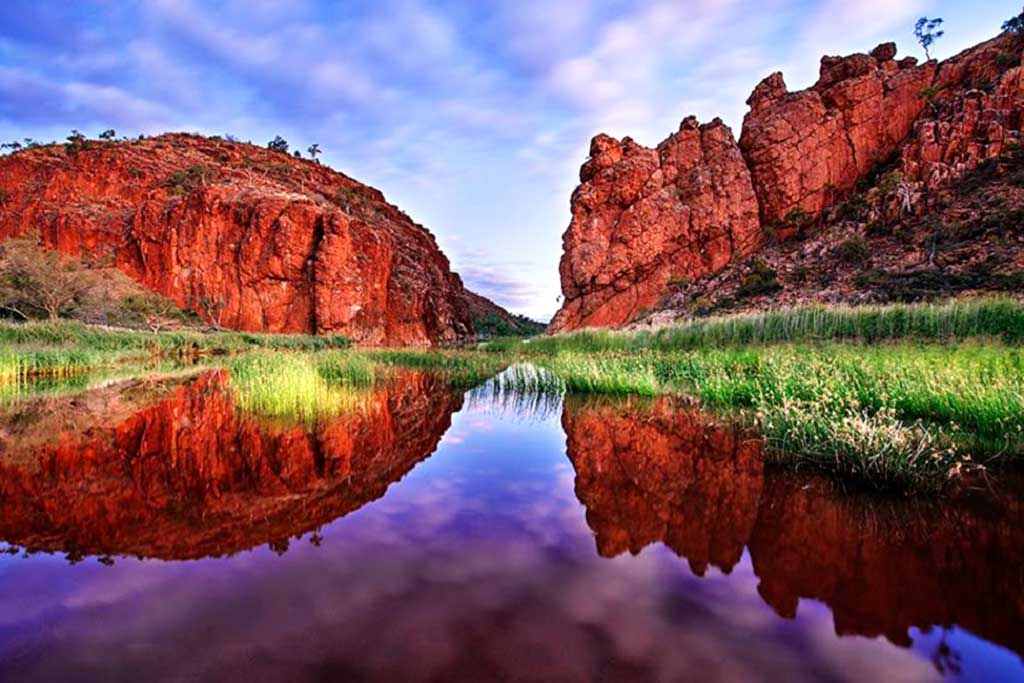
[562,394,1024,668]
[563,395,763,574]
[0,375,1020,681]
[0,370,463,560]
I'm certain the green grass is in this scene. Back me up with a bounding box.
[494,297,1024,354]
[0,319,350,353]
[2,299,1022,493]
[0,320,351,381]
[0,348,126,381]
[361,349,510,388]
[524,343,1024,491]
[226,352,373,422]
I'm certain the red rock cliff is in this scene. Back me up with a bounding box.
[552,32,1024,331]
[0,134,473,345]
[549,118,761,332]
[739,42,935,225]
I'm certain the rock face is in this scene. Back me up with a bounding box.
[552,32,1024,331]
[0,134,473,345]
[549,118,761,332]
[739,43,935,225]
[901,35,1024,193]
[0,370,462,559]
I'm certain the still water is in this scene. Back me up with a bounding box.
[0,370,1021,682]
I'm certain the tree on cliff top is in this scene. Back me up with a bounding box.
[914,17,944,61]
[267,136,289,154]
[1003,8,1024,35]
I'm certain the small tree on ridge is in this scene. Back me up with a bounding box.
[915,16,944,61]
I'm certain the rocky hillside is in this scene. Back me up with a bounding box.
[0,133,486,345]
[462,289,545,337]
[551,31,1024,332]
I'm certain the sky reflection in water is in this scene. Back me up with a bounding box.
[0,370,1020,682]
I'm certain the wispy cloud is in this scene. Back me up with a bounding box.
[0,0,1015,317]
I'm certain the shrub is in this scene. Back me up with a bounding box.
[0,240,104,321]
[837,194,870,222]
[119,291,192,332]
[267,136,289,154]
[1003,8,1024,35]
[736,260,781,299]
[878,170,902,195]
[64,130,89,155]
[834,236,870,264]
[165,165,210,195]
[997,51,1019,69]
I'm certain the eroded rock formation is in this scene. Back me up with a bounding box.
[0,370,462,559]
[901,34,1024,193]
[553,32,1024,331]
[549,118,761,331]
[739,43,935,225]
[0,134,474,345]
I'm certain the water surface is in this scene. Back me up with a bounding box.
[0,370,1021,682]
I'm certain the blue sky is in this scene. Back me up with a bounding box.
[0,1,1018,320]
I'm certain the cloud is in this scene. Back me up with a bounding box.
[0,0,1006,319]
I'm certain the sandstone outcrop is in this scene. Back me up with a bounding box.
[739,43,935,225]
[901,34,1024,193]
[549,118,761,332]
[0,134,474,345]
[553,32,1024,331]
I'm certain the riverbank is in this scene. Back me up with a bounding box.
[2,298,1022,492]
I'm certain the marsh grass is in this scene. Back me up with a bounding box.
[499,297,1024,354]
[227,353,373,422]
[466,364,565,421]
[0,348,125,382]
[520,343,1024,490]
[363,350,509,388]
[0,320,350,352]
[0,320,351,383]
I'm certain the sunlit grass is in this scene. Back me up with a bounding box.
[519,343,1024,491]
[227,353,374,422]
[0,348,125,382]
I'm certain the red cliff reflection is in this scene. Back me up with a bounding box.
[0,370,462,560]
[563,395,763,576]
[562,395,1024,659]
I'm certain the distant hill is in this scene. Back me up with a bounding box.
[462,289,545,337]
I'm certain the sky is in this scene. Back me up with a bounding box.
[0,1,1019,321]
